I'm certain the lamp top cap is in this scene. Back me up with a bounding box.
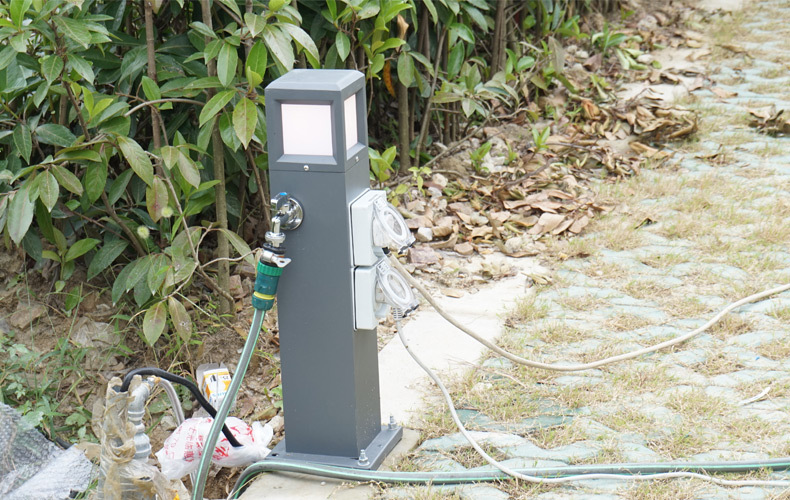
[266,69,364,93]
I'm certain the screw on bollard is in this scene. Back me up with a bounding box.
[358,448,370,467]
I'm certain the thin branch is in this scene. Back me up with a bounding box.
[64,83,91,141]
[244,147,270,232]
[414,28,447,169]
[60,206,124,239]
[214,0,243,25]
[203,250,255,268]
[124,98,204,117]
[144,0,162,155]
[101,191,147,257]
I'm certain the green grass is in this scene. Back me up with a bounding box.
[507,295,550,324]
[0,328,95,443]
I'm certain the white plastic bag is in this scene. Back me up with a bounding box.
[155,417,273,480]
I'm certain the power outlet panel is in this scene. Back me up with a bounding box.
[350,189,386,267]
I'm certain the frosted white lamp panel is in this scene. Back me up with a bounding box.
[281,103,333,156]
[344,94,358,151]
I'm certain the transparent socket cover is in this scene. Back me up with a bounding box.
[372,198,414,253]
[375,259,418,313]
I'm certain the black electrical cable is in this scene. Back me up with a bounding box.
[120,367,242,447]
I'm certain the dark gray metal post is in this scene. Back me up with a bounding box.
[264,70,401,469]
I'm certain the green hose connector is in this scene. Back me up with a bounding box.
[253,261,282,311]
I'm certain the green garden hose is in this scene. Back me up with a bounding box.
[193,258,283,500]
[230,457,790,498]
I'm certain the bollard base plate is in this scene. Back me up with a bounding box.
[266,425,403,470]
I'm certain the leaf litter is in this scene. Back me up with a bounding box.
[393,4,708,269]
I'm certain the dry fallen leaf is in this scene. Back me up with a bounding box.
[688,48,711,62]
[471,226,493,238]
[481,261,515,279]
[569,215,590,234]
[747,105,790,135]
[529,212,566,235]
[710,87,737,99]
[720,43,748,55]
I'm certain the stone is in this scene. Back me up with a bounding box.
[612,304,669,323]
[454,242,475,256]
[416,227,433,242]
[410,451,467,472]
[480,154,496,173]
[405,215,433,229]
[553,375,603,387]
[409,246,441,265]
[636,53,655,64]
[639,405,682,426]
[704,385,742,402]
[431,173,448,188]
[459,485,510,500]
[570,479,625,493]
[268,415,284,434]
[729,330,783,348]
[710,369,785,387]
[504,236,528,254]
[229,274,245,299]
[426,186,443,198]
[660,348,708,365]
[432,224,454,238]
[536,494,621,500]
[743,297,790,314]
[405,199,425,213]
[384,485,461,499]
[481,357,513,371]
[555,269,600,287]
[456,409,494,430]
[618,442,662,462]
[237,261,256,278]
[574,419,617,440]
[419,432,526,453]
[9,302,47,329]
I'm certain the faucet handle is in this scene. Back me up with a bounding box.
[271,192,290,214]
[269,192,303,231]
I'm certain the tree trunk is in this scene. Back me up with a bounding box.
[491,0,508,74]
[397,81,410,173]
[200,0,231,315]
[144,0,162,155]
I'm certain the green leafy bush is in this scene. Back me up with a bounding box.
[0,0,608,347]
